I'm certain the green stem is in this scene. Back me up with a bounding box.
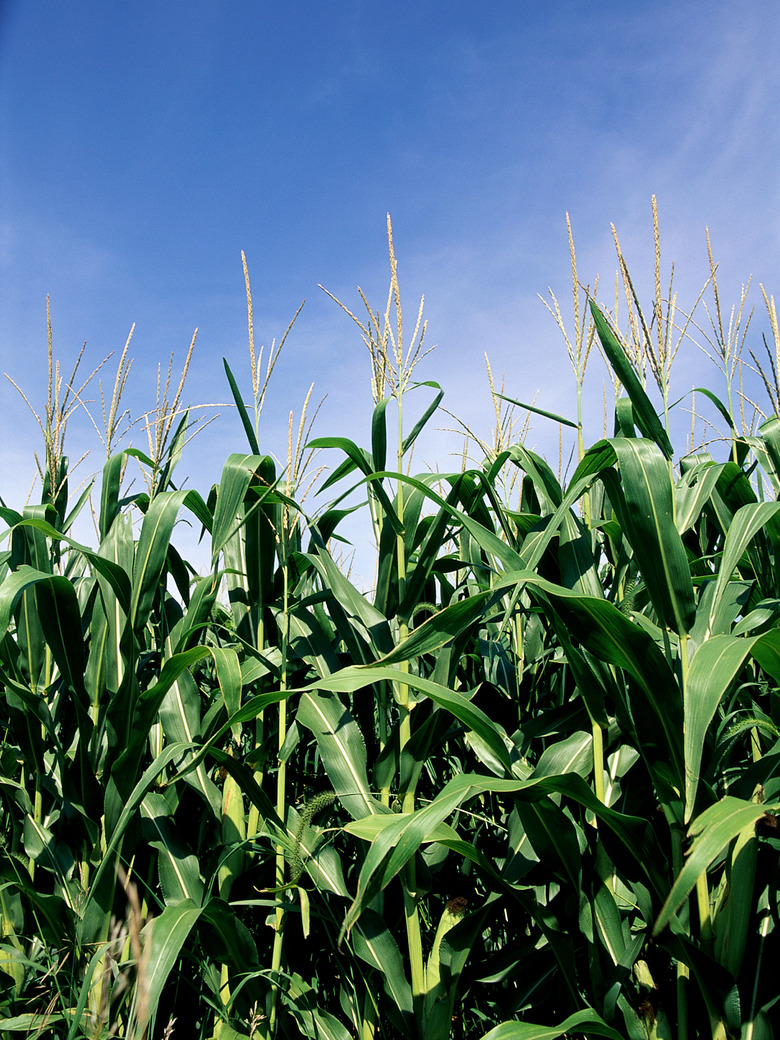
[393,392,425,1018]
[269,532,291,1038]
[745,905,772,1040]
[675,632,691,1040]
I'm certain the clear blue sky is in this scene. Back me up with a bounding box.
[1,1,778,575]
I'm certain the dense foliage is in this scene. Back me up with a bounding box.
[1,217,779,1040]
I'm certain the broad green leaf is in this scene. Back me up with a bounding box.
[755,414,780,492]
[371,395,391,473]
[653,796,777,936]
[514,799,581,887]
[305,543,394,658]
[282,975,353,1040]
[33,575,87,701]
[211,452,275,561]
[141,793,204,906]
[158,665,221,817]
[83,741,201,940]
[674,459,723,534]
[130,489,189,633]
[135,900,203,1037]
[98,451,125,538]
[211,645,242,728]
[712,814,758,977]
[603,439,695,635]
[531,730,593,780]
[685,612,780,820]
[373,591,494,665]
[590,300,673,458]
[1,1013,74,1032]
[341,771,667,939]
[690,387,735,432]
[353,910,414,1032]
[593,883,628,966]
[296,689,383,820]
[684,635,753,821]
[105,646,212,819]
[318,665,513,774]
[480,1009,625,1040]
[707,501,780,636]
[343,816,461,843]
[492,569,684,787]
[199,897,259,970]
[286,803,349,896]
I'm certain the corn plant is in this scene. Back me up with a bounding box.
[1,213,779,1040]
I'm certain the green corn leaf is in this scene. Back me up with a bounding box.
[211,452,276,562]
[590,300,674,459]
[653,796,777,937]
[1,1013,73,1033]
[680,628,780,824]
[423,900,473,1040]
[218,771,246,899]
[593,882,628,967]
[712,814,758,977]
[199,897,259,970]
[479,1007,625,1040]
[104,647,212,825]
[614,395,637,439]
[514,799,582,887]
[8,517,133,610]
[158,665,221,816]
[493,569,684,787]
[308,436,403,535]
[296,689,383,820]
[317,665,513,774]
[371,395,391,473]
[401,381,444,454]
[34,575,87,700]
[602,439,695,635]
[99,452,125,538]
[141,793,205,906]
[82,741,201,942]
[223,357,260,454]
[304,541,394,659]
[282,975,353,1040]
[340,771,667,939]
[0,565,90,711]
[0,566,71,643]
[343,816,460,844]
[130,489,189,634]
[691,387,736,431]
[531,730,593,780]
[707,501,780,636]
[684,634,754,821]
[134,900,203,1037]
[353,910,414,1033]
[285,803,349,896]
[506,444,565,511]
[373,591,494,665]
[495,392,579,430]
[755,414,780,491]
[211,645,242,727]
[674,459,723,534]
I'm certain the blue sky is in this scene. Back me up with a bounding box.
[1,1,778,578]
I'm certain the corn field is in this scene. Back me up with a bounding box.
[1,212,779,1040]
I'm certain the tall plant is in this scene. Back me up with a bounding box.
[1,214,779,1040]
